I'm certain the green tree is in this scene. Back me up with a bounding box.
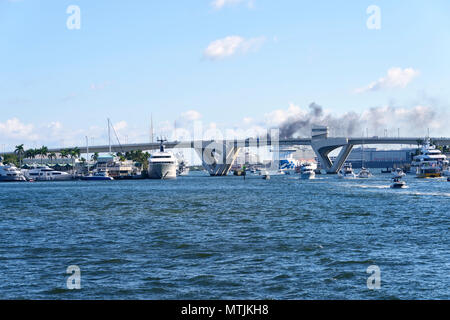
[14,144,25,167]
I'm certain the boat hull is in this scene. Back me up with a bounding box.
[80,176,114,181]
[0,176,27,182]
[148,163,177,179]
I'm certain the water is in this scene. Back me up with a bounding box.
[0,172,448,299]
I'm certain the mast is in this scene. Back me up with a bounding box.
[86,136,90,173]
[150,114,154,144]
[108,118,111,154]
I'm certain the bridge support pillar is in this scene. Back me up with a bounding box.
[194,142,241,176]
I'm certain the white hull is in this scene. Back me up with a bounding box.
[148,163,177,179]
[31,175,73,181]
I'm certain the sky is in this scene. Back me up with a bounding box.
[1,0,450,153]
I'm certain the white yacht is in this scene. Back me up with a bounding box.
[338,163,356,179]
[24,166,73,181]
[299,162,317,180]
[0,162,27,182]
[148,139,178,179]
[412,139,448,178]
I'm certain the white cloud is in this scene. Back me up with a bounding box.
[211,0,254,10]
[264,103,306,127]
[90,81,112,91]
[356,67,420,93]
[203,35,266,60]
[181,110,202,121]
[0,118,37,141]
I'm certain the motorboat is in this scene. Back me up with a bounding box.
[23,166,73,181]
[390,177,407,189]
[176,153,190,176]
[80,171,114,181]
[148,139,178,179]
[299,162,316,180]
[0,162,27,182]
[357,167,372,179]
[261,170,270,180]
[338,163,356,179]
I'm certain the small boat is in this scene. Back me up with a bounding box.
[300,162,316,180]
[338,163,356,179]
[80,171,114,181]
[261,170,270,180]
[390,177,407,189]
[357,167,372,179]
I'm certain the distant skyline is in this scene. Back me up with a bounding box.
[1,0,450,152]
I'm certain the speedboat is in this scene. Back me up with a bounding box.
[390,177,407,189]
[357,167,372,179]
[299,162,316,180]
[80,171,114,181]
[148,139,178,179]
[392,168,406,178]
[338,163,356,179]
[0,162,27,182]
[176,154,190,176]
[24,166,73,181]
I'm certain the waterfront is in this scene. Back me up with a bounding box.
[0,172,448,299]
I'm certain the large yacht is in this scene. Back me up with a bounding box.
[24,166,73,181]
[299,162,317,180]
[148,139,178,179]
[412,139,448,178]
[0,162,27,182]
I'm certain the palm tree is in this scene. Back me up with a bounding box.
[14,144,25,167]
[39,146,48,164]
[92,152,99,161]
[69,147,80,174]
[60,149,69,160]
[48,152,57,164]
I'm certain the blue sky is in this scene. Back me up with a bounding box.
[1,0,450,150]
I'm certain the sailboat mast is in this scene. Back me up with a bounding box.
[108,118,111,153]
[86,136,90,173]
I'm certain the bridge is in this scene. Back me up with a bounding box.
[5,127,450,175]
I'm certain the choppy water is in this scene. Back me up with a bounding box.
[0,172,448,299]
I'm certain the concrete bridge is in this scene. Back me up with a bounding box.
[7,127,450,175]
